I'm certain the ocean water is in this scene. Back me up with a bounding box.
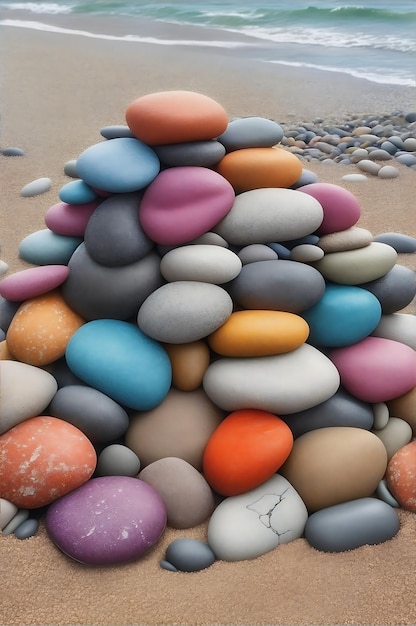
[0,0,415,87]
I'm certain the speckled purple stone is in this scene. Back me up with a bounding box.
[45,476,167,565]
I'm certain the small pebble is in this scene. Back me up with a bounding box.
[2,147,25,156]
[20,177,52,197]
[14,518,40,540]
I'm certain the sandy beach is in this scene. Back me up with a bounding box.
[1,15,416,626]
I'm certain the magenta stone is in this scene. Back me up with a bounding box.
[45,476,167,565]
[44,201,101,236]
[0,265,70,301]
[139,166,235,245]
[329,336,416,403]
[299,183,361,236]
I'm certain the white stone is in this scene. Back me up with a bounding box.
[160,245,242,284]
[20,177,52,197]
[0,498,18,530]
[341,174,368,183]
[372,313,416,350]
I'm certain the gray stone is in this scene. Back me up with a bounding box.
[20,177,52,197]
[96,444,141,477]
[290,168,319,189]
[396,153,416,167]
[165,538,216,572]
[0,498,18,530]
[373,232,416,253]
[368,149,393,161]
[160,244,242,284]
[403,137,416,151]
[372,313,416,350]
[356,159,380,175]
[372,402,390,430]
[318,227,373,253]
[238,244,278,264]
[341,174,368,182]
[2,509,29,536]
[378,166,399,179]
[154,140,225,167]
[360,264,416,314]
[376,479,400,507]
[63,160,79,178]
[100,125,135,139]
[218,117,284,152]
[372,417,413,461]
[2,147,25,156]
[14,518,39,540]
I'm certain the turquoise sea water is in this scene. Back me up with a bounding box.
[0,0,415,87]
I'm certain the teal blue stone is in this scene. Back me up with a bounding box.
[66,319,172,410]
[76,138,160,193]
[59,179,99,204]
[19,229,82,265]
[302,283,382,347]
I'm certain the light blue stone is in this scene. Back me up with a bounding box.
[66,319,172,410]
[76,137,160,193]
[19,229,82,265]
[59,179,99,204]
[302,283,382,347]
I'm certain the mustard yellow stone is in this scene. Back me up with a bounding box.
[208,310,310,357]
[0,340,15,360]
[163,341,211,391]
[6,290,85,366]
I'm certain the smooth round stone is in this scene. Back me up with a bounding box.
[0,360,58,435]
[217,117,284,152]
[214,188,323,246]
[290,244,324,262]
[356,160,381,175]
[318,226,373,253]
[299,182,361,235]
[360,265,416,314]
[62,245,163,321]
[48,386,130,444]
[372,417,413,461]
[125,90,228,145]
[280,427,387,512]
[291,168,319,189]
[368,149,393,161]
[45,476,166,565]
[216,147,302,193]
[137,281,233,343]
[378,166,399,179]
[160,245,241,284]
[0,260,8,277]
[403,136,416,150]
[341,174,368,182]
[0,416,96,508]
[0,265,69,301]
[14,518,40,540]
[373,232,416,253]
[228,260,325,313]
[139,166,235,246]
[2,509,29,535]
[165,538,216,572]
[0,498,18,530]
[20,177,51,197]
[238,244,278,264]
[372,402,390,430]
[302,284,381,347]
[2,147,25,156]
[63,159,78,178]
[66,319,171,411]
[208,310,309,357]
[154,140,226,167]
[372,313,416,350]
[163,341,211,391]
[100,125,134,139]
[329,337,416,403]
[44,201,100,237]
[203,410,293,496]
[203,343,340,414]
[387,387,416,433]
[139,457,215,529]
[19,229,83,266]
[305,498,400,552]
[207,474,308,562]
[95,444,141,477]
[386,441,416,512]
[282,387,373,439]
[125,388,224,471]
[58,180,99,204]
[7,290,84,366]
[396,153,416,167]
[313,242,398,285]
[376,479,400,508]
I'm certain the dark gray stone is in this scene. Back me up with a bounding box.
[360,264,416,314]
[96,444,141,476]
[165,538,216,572]
[373,232,416,253]
[154,140,225,167]
[100,125,135,139]
[218,117,284,152]
[2,147,25,156]
[0,296,20,332]
[50,358,88,388]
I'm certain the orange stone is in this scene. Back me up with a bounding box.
[386,440,416,512]
[6,289,84,366]
[216,147,303,193]
[125,91,229,146]
[208,310,309,357]
[203,409,293,496]
[0,340,15,360]
[163,341,211,391]
[0,416,96,508]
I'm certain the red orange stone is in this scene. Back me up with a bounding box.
[386,440,416,512]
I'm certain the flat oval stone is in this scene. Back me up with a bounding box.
[305,498,400,552]
[66,319,171,411]
[163,341,211,391]
[290,244,324,262]
[216,147,302,193]
[100,125,134,139]
[203,343,340,414]
[291,168,319,189]
[218,117,284,152]
[299,182,361,235]
[238,244,278,264]
[386,441,416,512]
[45,476,166,565]
[62,244,163,321]
[139,166,235,246]
[372,417,413,461]
[160,244,241,284]
[0,415,96,508]
[2,509,29,535]
[378,166,399,179]
[360,265,416,314]
[63,159,78,178]
[330,337,416,403]
[373,232,416,253]
[280,427,387,512]
[207,474,308,562]
[0,360,58,435]
[58,180,99,204]
[313,242,398,285]
[214,188,323,246]
[372,313,416,350]
[126,90,228,145]
[2,147,25,156]
[228,260,325,313]
[20,177,51,197]
[318,226,373,253]
[0,498,18,529]
[137,281,233,343]
[164,538,216,572]
[19,229,83,266]
[95,444,141,477]
[139,457,215,529]
[341,174,368,183]
[357,160,381,175]
[14,518,40,540]
[372,402,390,430]
[302,284,381,347]
[48,385,130,444]
[0,265,69,301]
[208,310,309,356]
[76,137,160,193]
[44,201,100,237]
[154,140,225,167]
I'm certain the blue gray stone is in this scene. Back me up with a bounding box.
[14,518,39,540]
[373,232,416,253]
[218,117,284,152]
[360,264,416,314]
[154,140,226,167]
[164,538,216,572]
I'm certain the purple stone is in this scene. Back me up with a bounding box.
[45,476,166,565]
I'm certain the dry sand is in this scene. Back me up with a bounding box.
[1,18,416,626]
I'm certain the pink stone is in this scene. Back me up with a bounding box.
[329,336,416,403]
[0,265,70,301]
[299,183,361,235]
[44,201,101,236]
[139,166,235,246]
